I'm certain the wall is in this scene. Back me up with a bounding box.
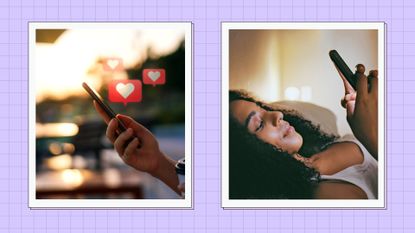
[229,30,282,101]
[229,29,378,135]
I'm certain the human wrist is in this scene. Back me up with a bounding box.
[356,130,378,159]
[149,152,175,178]
[369,130,378,159]
[148,152,180,194]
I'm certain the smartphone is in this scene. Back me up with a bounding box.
[329,50,357,90]
[82,82,128,132]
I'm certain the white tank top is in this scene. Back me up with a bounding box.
[320,135,378,199]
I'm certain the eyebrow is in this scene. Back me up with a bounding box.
[245,111,256,128]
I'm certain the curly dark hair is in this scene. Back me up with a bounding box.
[229,90,338,199]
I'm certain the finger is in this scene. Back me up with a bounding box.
[346,100,356,121]
[369,70,378,79]
[355,64,366,75]
[341,97,347,109]
[355,73,368,103]
[334,64,355,94]
[369,76,378,97]
[123,137,139,161]
[93,101,111,124]
[106,118,118,143]
[344,93,356,101]
[117,114,153,145]
[341,93,357,108]
[114,128,134,156]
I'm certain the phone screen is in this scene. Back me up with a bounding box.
[82,82,127,132]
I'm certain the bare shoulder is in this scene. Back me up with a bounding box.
[314,180,368,199]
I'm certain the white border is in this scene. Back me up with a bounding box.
[29,22,193,208]
[221,22,385,208]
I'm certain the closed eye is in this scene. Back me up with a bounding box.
[255,120,264,132]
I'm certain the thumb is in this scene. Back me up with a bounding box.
[345,100,355,122]
[341,93,357,108]
[334,64,355,94]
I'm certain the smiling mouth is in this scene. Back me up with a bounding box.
[283,124,293,137]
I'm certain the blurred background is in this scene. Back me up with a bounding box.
[35,28,186,199]
[229,29,378,135]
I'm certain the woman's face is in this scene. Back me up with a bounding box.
[230,100,303,154]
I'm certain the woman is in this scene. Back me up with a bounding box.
[229,89,378,199]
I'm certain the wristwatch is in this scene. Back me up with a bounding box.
[175,158,185,175]
[175,158,185,198]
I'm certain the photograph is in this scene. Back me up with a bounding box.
[221,23,385,208]
[29,22,192,208]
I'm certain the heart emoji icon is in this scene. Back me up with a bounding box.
[116,83,135,99]
[143,69,166,86]
[107,59,119,70]
[103,58,123,71]
[148,71,160,82]
[109,80,142,105]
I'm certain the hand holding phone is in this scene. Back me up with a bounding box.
[330,51,379,158]
[329,50,376,94]
[83,83,183,193]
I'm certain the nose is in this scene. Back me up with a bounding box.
[270,111,283,127]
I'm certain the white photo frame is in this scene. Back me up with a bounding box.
[29,22,193,208]
[221,22,385,208]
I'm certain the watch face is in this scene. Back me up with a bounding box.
[175,159,185,175]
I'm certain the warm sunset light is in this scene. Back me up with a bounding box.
[35,29,185,102]
[61,169,84,188]
[36,123,79,138]
[46,154,72,170]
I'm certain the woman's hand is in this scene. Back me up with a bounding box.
[93,101,180,194]
[340,68,378,159]
[106,115,163,174]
